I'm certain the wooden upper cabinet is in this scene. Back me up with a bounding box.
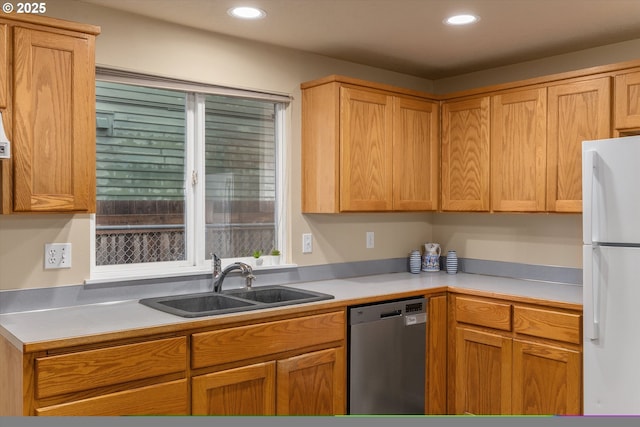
[547,78,611,212]
[340,86,394,211]
[392,96,439,211]
[12,26,96,212]
[301,76,438,213]
[491,88,547,212]
[615,70,640,131]
[441,97,490,211]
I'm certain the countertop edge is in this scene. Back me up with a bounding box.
[0,270,584,353]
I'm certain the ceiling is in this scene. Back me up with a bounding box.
[80,0,640,80]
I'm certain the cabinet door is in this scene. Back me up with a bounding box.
[615,71,640,130]
[192,362,276,415]
[454,327,512,415]
[276,347,345,415]
[12,27,95,212]
[491,88,547,212]
[392,96,438,211]
[512,340,581,415]
[340,86,393,211]
[441,97,490,211]
[547,78,611,212]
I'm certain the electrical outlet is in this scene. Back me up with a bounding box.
[302,233,313,254]
[44,243,72,269]
[366,231,374,249]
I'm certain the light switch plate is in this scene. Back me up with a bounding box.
[0,141,9,159]
[44,243,72,269]
[302,233,313,253]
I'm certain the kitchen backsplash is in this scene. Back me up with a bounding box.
[0,257,581,314]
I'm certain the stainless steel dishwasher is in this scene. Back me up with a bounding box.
[348,297,427,414]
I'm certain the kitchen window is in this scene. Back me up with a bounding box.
[90,69,290,281]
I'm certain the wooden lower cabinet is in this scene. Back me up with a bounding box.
[512,340,581,415]
[277,347,344,415]
[190,310,347,416]
[454,327,512,415]
[449,294,583,416]
[192,362,276,415]
[192,347,345,416]
[36,380,188,416]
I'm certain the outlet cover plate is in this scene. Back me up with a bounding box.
[44,243,72,269]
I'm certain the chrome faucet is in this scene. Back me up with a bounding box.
[211,254,255,292]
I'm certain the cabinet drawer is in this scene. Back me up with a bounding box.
[35,379,188,416]
[455,296,512,331]
[514,306,581,344]
[36,337,187,399]
[191,311,345,369]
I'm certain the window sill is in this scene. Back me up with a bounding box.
[85,263,298,286]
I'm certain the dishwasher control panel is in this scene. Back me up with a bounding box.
[348,296,427,325]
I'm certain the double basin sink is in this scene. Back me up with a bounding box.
[139,285,334,318]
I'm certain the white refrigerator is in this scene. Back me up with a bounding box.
[583,135,640,415]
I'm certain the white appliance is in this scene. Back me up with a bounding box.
[583,135,640,415]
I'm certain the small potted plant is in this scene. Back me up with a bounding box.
[270,249,281,265]
[252,250,263,266]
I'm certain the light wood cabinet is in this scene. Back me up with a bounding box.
[449,293,582,415]
[340,86,393,211]
[1,308,346,416]
[440,97,491,211]
[454,327,512,415]
[547,78,611,212]
[192,362,276,415]
[277,347,344,415]
[614,70,640,131]
[392,96,439,211]
[491,88,547,212]
[512,340,581,415]
[442,79,611,213]
[191,311,347,416]
[301,75,439,212]
[0,16,99,214]
[28,336,188,416]
[35,380,188,416]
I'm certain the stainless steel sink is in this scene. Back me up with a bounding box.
[139,285,334,318]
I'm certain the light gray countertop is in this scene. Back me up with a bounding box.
[0,272,582,352]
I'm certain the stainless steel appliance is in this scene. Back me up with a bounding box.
[348,297,427,414]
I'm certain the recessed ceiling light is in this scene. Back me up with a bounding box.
[444,14,480,26]
[228,6,267,20]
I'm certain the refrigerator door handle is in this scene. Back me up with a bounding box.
[586,149,599,243]
[590,245,601,341]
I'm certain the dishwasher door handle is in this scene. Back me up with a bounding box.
[380,309,402,318]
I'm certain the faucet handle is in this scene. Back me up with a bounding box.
[245,274,256,289]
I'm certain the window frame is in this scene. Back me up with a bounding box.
[88,69,291,283]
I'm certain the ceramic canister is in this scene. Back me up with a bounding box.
[446,250,458,274]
